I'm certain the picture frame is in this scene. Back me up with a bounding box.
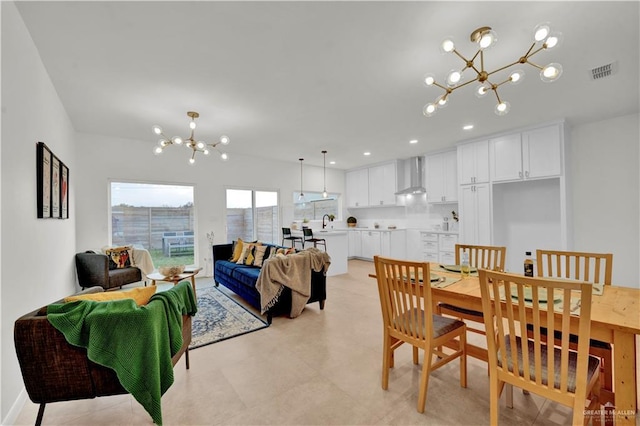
[60,162,69,219]
[36,142,52,218]
[51,154,60,218]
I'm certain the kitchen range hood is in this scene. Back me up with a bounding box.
[395,156,426,195]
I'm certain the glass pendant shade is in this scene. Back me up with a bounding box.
[509,70,524,84]
[478,29,497,49]
[446,70,462,86]
[533,23,551,42]
[189,120,196,130]
[220,152,229,161]
[441,38,455,53]
[475,83,490,98]
[220,135,230,145]
[495,101,511,116]
[152,125,163,135]
[423,103,437,117]
[153,146,163,155]
[424,74,436,86]
[541,63,563,82]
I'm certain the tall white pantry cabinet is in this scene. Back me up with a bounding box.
[457,121,570,273]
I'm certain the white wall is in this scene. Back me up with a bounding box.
[1,2,77,423]
[75,132,345,271]
[571,113,639,287]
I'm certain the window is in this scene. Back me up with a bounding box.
[110,182,195,267]
[226,189,279,243]
[293,191,340,221]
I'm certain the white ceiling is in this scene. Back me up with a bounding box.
[14,1,640,169]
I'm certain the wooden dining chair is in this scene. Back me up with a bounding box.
[478,269,601,425]
[374,255,467,413]
[534,249,614,393]
[437,244,506,362]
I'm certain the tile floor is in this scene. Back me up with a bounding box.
[13,260,627,425]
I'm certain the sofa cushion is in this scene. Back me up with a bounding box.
[253,245,268,267]
[230,238,245,262]
[232,266,262,288]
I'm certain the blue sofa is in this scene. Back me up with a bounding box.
[212,243,326,323]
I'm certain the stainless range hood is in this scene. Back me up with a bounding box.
[395,156,426,195]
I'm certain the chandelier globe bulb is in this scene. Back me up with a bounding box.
[196,141,206,150]
[220,152,229,161]
[423,74,436,86]
[189,157,196,165]
[172,136,182,145]
[509,70,525,84]
[475,83,491,98]
[495,101,511,116]
[437,95,448,108]
[533,22,551,42]
[446,70,462,87]
[189,120,196,130]
[544,32,562,50]
[203,149,210,156]
[322,190,328,199]
[478,29,497,50]
[220,135,230,145]
[440,38,455,54]
[540,63,563,82]
[423,103,437,117]
[153,146,163,155]
[152,125,163,135]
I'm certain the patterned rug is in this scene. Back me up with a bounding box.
[190,286,268,349]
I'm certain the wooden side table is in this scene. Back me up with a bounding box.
[147,267,202,298]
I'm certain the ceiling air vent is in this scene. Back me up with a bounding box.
[590,61,618,80]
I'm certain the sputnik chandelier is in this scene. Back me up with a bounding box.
[423,23,563,117]
[152,111,230,165]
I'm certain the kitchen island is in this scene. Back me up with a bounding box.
[292,229,348,276]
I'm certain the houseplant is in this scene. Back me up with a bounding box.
[347,216,357,228]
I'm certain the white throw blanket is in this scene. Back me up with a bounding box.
[256,247,331,318]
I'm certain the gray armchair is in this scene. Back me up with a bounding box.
[75,251,142,290]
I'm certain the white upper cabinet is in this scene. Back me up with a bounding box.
[490,124,563,183]
[346,168,369,208]
[368,162,398,206]
[458,140,489,185]
[523,125,563,179]
[346,160,403,208]
[426,150,458,203]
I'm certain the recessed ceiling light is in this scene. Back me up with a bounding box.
[364,152,371,156]
[463,124,474,130]
[329,161,336,165]
[410,139,418,144]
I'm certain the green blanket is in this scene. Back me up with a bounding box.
[47,282,197,425]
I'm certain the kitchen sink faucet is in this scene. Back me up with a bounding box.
[322,214,330,229]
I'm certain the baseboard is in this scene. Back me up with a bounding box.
[2,387,27,426]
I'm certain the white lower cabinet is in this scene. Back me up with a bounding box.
[355,230,406,260]
[438,234,458,264]
[360,231,381,260]
[348,230,362,258]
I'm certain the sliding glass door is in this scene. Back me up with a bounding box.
[226,189,279,243]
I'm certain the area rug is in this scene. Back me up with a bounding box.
[190,286,268,349]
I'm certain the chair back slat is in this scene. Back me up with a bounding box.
[455,244,507,272]
[537,250,613,285]
[375,256,432,344]
[479,270,594,398]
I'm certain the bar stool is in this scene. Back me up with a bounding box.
[282,227,303,248]
[302,228,326,251]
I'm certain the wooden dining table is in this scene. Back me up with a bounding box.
[425,265,639,426]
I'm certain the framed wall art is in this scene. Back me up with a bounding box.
[60,162,69,219]
[36,142,52,218]
[36,142,70,219]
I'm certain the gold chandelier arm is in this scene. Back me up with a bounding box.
[522,42,537,58]
[493,88,503,104]
[449,75,480,92]
[526,60,544,70]
[486,59,522,77]
[452,49,472,64]
[432,81,449,91]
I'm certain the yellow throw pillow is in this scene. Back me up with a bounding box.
[65,286,157,306]
[230,238,244,262]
